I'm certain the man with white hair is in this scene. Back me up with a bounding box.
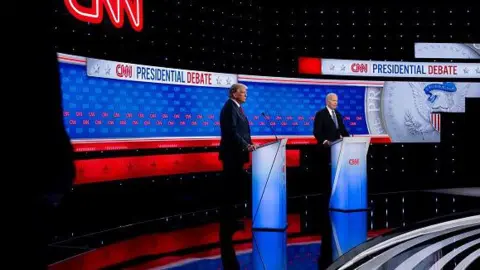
[313,93,350,146]
[313,92,350,269]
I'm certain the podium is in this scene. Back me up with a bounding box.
[329,136,371,211]
[251,138,288,230]
[251,138,288,269]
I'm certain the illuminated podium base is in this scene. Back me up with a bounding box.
[251,139,288,269]
[326,137,371,263]
[329,137,371,212]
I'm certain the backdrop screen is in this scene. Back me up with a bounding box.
[62,63,230,139]
[58,54,480,150]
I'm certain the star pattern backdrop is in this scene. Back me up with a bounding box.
[60,62,369,140]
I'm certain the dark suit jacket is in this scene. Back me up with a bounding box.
[313,107,350,145]
[219,99,252,163]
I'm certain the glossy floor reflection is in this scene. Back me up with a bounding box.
[158,214,480,270]
[166,241,319,270]
[48,189,480,269]
[252,230,288,269]
[163,211,370,270]
[330,211,368,262]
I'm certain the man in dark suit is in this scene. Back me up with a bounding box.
[313,93,349,270]
[312,92,350,191]
[313,93,350,147]
[218,83,256,269]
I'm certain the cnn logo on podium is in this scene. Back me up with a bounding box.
[349,158,360,165]
[64,0,144,32]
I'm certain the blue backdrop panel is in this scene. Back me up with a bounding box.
[60,63,227,139]
[330,211,367,260]
[59,62,368,140]
[251,139,288,230]
[252,230,287,270]
[241,82,368,136]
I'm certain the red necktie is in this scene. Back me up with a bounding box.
[240,106,245,115]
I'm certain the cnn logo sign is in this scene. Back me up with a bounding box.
[349,158,360,165]
[351,63,368,73]
[64,0,144,32]
[116,64,133,78]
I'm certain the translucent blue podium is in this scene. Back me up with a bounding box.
[251,138,288,269]
[329,137,371,211]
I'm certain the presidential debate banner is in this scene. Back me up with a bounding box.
[57,53,480,152]
[87,58,237,88]
[299,57,480,78]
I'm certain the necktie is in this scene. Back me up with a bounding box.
[332,110,339,129]
[240,106,245,116]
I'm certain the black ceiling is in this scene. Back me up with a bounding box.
[51,2,479,77]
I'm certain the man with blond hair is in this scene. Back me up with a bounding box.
[218,83,256,269]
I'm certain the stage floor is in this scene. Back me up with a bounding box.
[161,242,321,270]
[142,239,322,270]
[48,189,480,270]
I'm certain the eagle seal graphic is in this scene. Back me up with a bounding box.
[405,82,466,138]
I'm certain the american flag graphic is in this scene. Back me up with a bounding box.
[431,112,441,132]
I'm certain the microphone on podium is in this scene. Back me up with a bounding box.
[261,112,279,141]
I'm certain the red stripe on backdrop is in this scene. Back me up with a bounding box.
[72,136,390,152]
[373,137,392,144]
[72,137,317,152]
[74,150,301,184]
[48,215,302,270]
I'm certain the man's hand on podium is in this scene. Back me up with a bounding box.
[247,144,258,151]
[323,140,331,146]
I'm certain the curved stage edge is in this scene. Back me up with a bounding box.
[328,211,480,270]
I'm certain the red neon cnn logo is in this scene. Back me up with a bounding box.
[64,0,144,32]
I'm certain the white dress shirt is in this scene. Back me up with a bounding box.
[231,98,240,107]
[326,106,334,118]
[324,106,340,144]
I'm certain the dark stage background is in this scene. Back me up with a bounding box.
[48,3,478,243]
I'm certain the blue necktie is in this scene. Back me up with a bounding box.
[332,110,339,129]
